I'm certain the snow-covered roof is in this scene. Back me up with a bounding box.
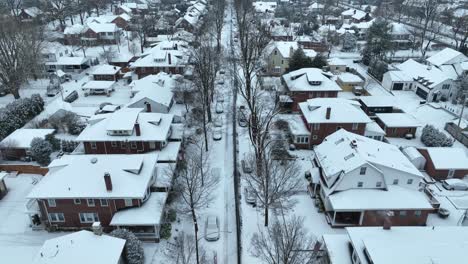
[49,56,89,66]
[32,230,125,264]
[299,98,370,124]
[284,114,309,135]
[64,24,85,35]
[283,68,342,92]
[120,2,148,10]
[337,72,363,83]
[323,235,353,264]
[425,147,468,170]
[158,141,182,162]
[0,129,55,149]
[376,113,421,128]
[266,41,298,58]
[0,172,8,181]
[131,41,188,68]
[329,185,432,211]
[92,64,121,75]
[359,96,397,107]
[315,129,422,180]
[346,226,468,264]
[427,48,467,67]
[110,192,167,226]
[253,1,277,13]
[390,23,410,35]
[76,109,173,142]
[396,59,451,88]
[27,153,158,199]
[86,22,119,33]
[82,81,115,90]
[351,11,367,20]
[327,57,347,66]
[365,121,386,135]
[128,74,174,108]
[384,70,413,82]
[341,9,365,17]
[309,2,324,9]
[14,7,43,18]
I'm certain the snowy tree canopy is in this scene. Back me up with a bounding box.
[110,229,145,264]
[421,125,454,147]
[30,137,52,166]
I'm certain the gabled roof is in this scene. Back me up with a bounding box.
[314,129,422,182]
[128,73,174,108]
[64,24,85,35]
[86,22,119,33]
[27,153,158,199]
[396,59,451,88]
[33,231,125,264]
[283,68,343,92]
[91,64,121,75]
[266,41,298,58]
[132,40,188,68]
[427,48,467,67]
[0,129,55,149]
[299,98,370,124]
[76,108,173,142]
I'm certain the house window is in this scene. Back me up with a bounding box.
[376,181,382,187]
[442,84,450,90]
[124,199,133,207]
[352,123,359,130]
[399,211,407,217]
[407,179,413,185]
[48,199,56,207]
[312,135,318,140]
[274,50,277,55]
[414,210,422,216]
[100,199,109,207]
[49,213,65,222]
[357,181,363,188]
[149,142,156,149]
[79,213,99,223]
[131,142,137,149]
[121,142,126,149]
[90,142,97,149]
[87,199,95,207]
[313,123,320,130]
[74,199,81,205]
[393,179,399,185]
[111,141,117,147]
[360,167,367,175]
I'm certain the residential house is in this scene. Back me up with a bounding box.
[91,65,121,81]
[110,53,135,68]
[336,73,364,92]
[298,98,371,146]
[308,2,324,13]
[327,58,347,73]
[323,226,468,264]
[390,23,412,49]
[315,129,433,227]
[128,73,175,115]
[253,1,277,14]
[0,172,8,200]
[265,41,314,75]
[341,9,371,23]
[32,230,125,264]
[382,70,414,91]
[81,23,120,45]
[27,153,168,241]
[295,34,328,52]
[270,24,294,41]
[46,56,90,73]
[131,40,189,79]
[358,96,398,116]
[418,147,468,180]
[427,48,468,80]
[174,1,207,32]
[0,129,55,160]
[375,113,421,138]
[116,2,149,15]
[76,108,174,154]
[81,81,116,96]
[86,14,132,30]
[63,24,85,45]
[13,7,42,21]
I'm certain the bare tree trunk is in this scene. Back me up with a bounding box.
[192,208,200,264]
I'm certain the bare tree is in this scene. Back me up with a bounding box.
[244,150,302,226]
[174,143,219,264]
[250,215,317,264]
[171,232,206,264]
[452,15,468,50]
[211,0,225,53]
[100,46,117,63]
[130,13,154,53]
[0,19,44,99]
[5,0,22,18]
[191,42,218,151]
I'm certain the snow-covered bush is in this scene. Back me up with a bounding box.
[110,229,145,264]
[45,134,61,151]
[0,94,44,140]
[342,32,357,51]
[61,140,79,153]
[30,137,52,166]
[421,125,454,147]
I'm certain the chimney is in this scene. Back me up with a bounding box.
[325,107,331,120]
[92,222,103,236]
[104,172,112,191]
[353,9,356,14]
[383,211,394,230]
[145,101,152,112]
[135,121,141,136]
[167,53,172,65]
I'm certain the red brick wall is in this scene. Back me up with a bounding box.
[83,141,161,154]
[419,149,468,180]
[135,66,183,79]
[112,17,128,29]
[290,91,338,112]
[375,119,417,137]
[93,74,118,81]
[309,123,366,145]
[40,198,139,230]
[361,209,429,226]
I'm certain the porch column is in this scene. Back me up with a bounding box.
[359,211,365,226]
[332,211,336,225]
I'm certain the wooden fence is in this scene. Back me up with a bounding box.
[0,164,48,175]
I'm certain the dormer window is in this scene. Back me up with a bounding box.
[309,81,321,86]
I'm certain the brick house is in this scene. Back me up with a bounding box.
[91,64,121,81]
[81,23,120,45]
[375,113,421,138]
[297,98,371,147]
[63,24,85,45]
[358,96,397,116]
[315,130,433,227]
[27,153,168,241]
[281,68,342,112]
[418,148,468,180]
[0,129,55,160]
[76,108,174,154]
[295,35,328,52]
[115,3,149,15]
[131,40,188,79]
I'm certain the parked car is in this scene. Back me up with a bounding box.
[215,103,224,114]
[244,187,256,206]
[219,69,225,74]
[214,117,223,128]
[95,104,121,115]
[442,179,468,191]
[212,128,222,141]
[204,215,220,241]
[241,159,253,173]
[63,90,78,103]
[238,117,248,127]
[438,208,450,218]
[218,80,225,85]
[217,94,224,103]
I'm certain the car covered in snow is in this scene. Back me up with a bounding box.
[442,179,468,191]
[204,215,220,241]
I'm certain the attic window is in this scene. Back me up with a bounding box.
[344,153,354,161]
[309,81,321,86]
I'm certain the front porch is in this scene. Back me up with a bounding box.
[325,211,363,227]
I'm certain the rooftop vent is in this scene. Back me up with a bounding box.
[90,157,98,164]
